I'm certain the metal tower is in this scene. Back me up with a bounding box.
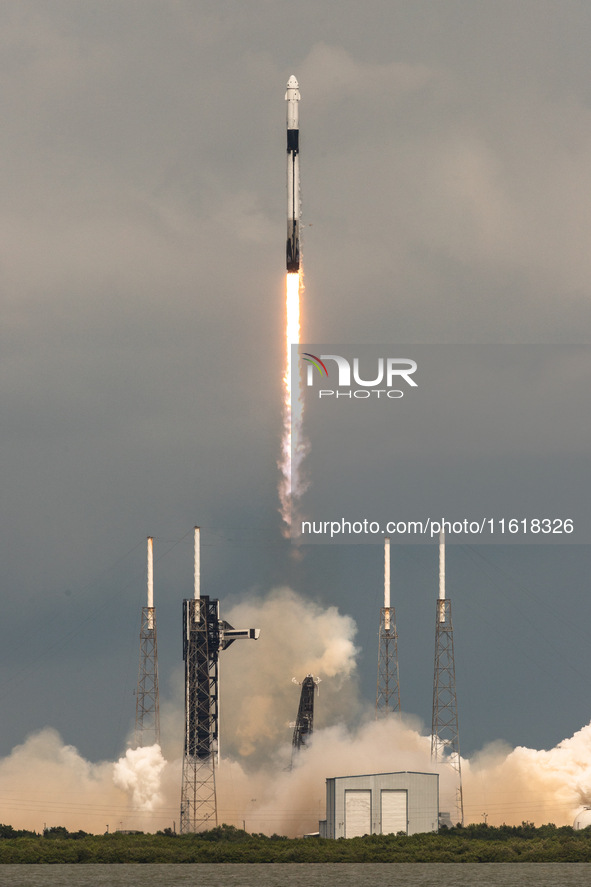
[376,537,401,717]
[431,531,464,826]
[180,527,260,834]
[291,674,320,752]
[135,536,160,747]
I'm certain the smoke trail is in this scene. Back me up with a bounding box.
[278,271,309,536]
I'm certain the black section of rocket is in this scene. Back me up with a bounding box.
[286,75,300,273]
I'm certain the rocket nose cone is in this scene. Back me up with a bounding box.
[286,75,299,88]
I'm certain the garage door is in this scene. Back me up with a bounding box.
[381,790,407,835]
[345,790,371,838]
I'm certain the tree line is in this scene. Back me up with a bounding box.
[0,822,590,863]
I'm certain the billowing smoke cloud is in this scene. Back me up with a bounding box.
[208,712,591,834]
[0,728,131,833]
[219,588,362,762]
[0,588,590,835]
[462,723,591,827]
[213,716,457,836]
[113,745,166,812]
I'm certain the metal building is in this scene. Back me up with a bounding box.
[320,771,438,839]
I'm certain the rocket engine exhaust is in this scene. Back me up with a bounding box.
[279,76,308,534]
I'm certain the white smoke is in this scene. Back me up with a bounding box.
[0,588,590,834]
[113,745,166,812]
[0,728,131,833]
[462,723,591,826]
[219,588,361,763]
[211,716,458,836]
[209,715,591,834]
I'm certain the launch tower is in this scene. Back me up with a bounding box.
[376,536,401,717]
[135,536,160,747]
[180,527,260,833]
[431,531,464,825]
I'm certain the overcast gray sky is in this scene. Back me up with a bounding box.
[1,1,591,772]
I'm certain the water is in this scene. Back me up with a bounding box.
[0,864,589,887]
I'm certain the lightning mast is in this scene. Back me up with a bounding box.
[376,537,401,716]
[431,531,464,825]
[180,527,260,833]
[135,536,160,747]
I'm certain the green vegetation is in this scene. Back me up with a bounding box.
[0,822,591,863]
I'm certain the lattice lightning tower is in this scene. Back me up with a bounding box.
[135,536,160,747]
[180,527,260,833]
[431,531,464,825]
[376,537,401,717]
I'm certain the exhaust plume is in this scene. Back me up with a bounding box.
[278,272,309,535]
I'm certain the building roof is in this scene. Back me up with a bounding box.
[327,770,438,780]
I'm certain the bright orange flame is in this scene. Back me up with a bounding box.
[279,271,308,533]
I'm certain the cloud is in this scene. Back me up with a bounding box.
[299,42,437,102]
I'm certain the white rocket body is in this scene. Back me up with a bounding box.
[286,75,300,272]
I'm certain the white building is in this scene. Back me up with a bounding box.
[319,771,439,839]
[574,807,591,830]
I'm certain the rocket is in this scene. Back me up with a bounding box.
[286,75,300,273]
